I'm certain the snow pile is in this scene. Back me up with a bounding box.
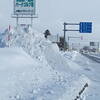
[0,48,60,100]
[0,26,90,100]
[61,51,79,60]
[62,51,100,100]
[3,25,70,72]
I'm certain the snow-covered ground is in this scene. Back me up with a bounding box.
[0,26,90,100]
[62,51,100,100]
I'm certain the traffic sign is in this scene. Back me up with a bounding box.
[79,22,92,33]
[14,0,36,15]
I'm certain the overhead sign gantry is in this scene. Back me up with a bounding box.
[63,22,92,51]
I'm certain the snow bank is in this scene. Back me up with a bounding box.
[62,51,100,100]
[0,48,60,100]
[0,26,90,100]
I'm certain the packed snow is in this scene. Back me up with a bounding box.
[0,26,91,100]
[62,51,100,100]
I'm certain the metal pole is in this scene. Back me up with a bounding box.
[64,23,66,51]
[16,15,18,26]
[98,42,99,52]
[57,34,59,42]
[64,23,79,25]
[31,15,33,27]
[68,36,70,51]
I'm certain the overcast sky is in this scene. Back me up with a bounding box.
[0,0,100,42]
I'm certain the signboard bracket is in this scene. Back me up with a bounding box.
[12,14,38,26]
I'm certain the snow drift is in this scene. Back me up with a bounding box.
[0,25,90,100]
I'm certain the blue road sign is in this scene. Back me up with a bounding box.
[79,22,92,33]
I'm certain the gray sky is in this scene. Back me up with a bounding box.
[0,0,100,42]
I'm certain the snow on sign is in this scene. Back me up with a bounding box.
[79,22,92,33]
[14,0,35,15]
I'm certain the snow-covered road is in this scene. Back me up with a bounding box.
[63,51,100,100]
[80,55,100,100]
[82,53,100,63]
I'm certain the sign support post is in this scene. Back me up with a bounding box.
[64,23,66,51]
[16,14,18,26]
[63,23,79,51]
[31,15,33,27]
